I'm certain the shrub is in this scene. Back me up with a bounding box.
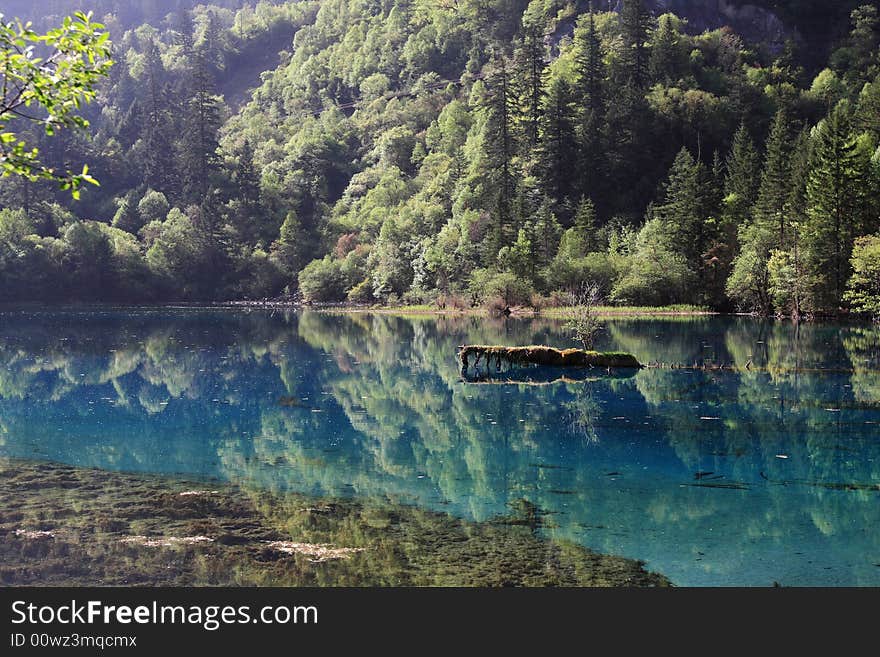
[347,277,373,303]
[546,290,569,307]
[468,268,533,307]
[529,292,552,313]
[565,283,603,349]
[610,219,694,306]
[298,256,348,302]
[845,235,880,319]
[436,292,469,310]
[484,295,509,317]
[137,189,170,225]
[233,249,285,300]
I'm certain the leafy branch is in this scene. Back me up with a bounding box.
[0,11,113,198]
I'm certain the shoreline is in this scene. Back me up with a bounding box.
[1,300,875,324]
[215,300,719,318]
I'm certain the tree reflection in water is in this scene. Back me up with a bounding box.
[0,308,878,585]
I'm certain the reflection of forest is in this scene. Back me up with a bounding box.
[0,309,879,585]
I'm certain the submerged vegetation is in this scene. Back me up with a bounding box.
[0,1,879,317]
[0,458,668,586]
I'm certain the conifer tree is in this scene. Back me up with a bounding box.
[171,5,194,54]
[573,196,600,253]
[768,128,814,316]
[709,150,726,214]
[855,74,880,140]
[803,100,865,309]
[723,124,761,228]
[753,109,793,249]
[655,147,710,277]
[236,140,261,212]
[514,17,546,153]
[649,13,681,83]
[618,0,652,89]
[786,128,813,229]
[538,76,578,217]
[482,53,518,250]
[181,51,222,203]
[603,76,652,216]
[574,5,606,205]
[140,38,176,196]
[229,138,266,244]
[723,124,767,312]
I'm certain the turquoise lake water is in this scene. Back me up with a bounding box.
[1,307,879,586]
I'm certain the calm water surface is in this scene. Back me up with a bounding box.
[1,308,879,586]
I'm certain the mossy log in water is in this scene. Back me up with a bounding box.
[458,345,641,376]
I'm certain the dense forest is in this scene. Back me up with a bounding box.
[1,0,879,316]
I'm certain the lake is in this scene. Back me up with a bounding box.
[1,307,879,586]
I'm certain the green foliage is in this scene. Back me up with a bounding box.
[467,268,533,307]
[727,222,774,313]
[0,11,112,194]
[137,189,170,225]
[1,1,879,312]
[298,255,349,302]
[844,234,880,318]
[145,207,219,299]
[112,194,142,234]
[611,218,694,306]
[802,100,874,310]
[767,248,809,316]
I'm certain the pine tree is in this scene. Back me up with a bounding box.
[723,125,766,312]
[538,76,578,216]
[191,189,232,297]
[774,128,814,316]
[649,13,681,83]
[723,124,761,226]
[514,17,546,153]
[528,200,562,271]
[786,128,813,230]
[842,5,880,88]
[709,149,726,214]
[803,100,866,310]
[618,0,652,89]
[230,139,266,244]
[140,38,176,196]
[603,76,652,217]
[482,53,518,250]
[654,147,710,277]
[753,109,794,249]
[575,4,604,115]
[200,8,224,71]
[855,75,880,141]
[181,51,222,203]
[573,196,601,253]
[270,211,307,277]
[574,5,606,205]
[171,5,194,54]
[726,115,795,314]
[111,192,142,234]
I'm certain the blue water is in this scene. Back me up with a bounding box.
[1,307,879,586]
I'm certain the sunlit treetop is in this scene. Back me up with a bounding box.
[0,11,113,198]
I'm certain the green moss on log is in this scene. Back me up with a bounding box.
[458,345,641,373]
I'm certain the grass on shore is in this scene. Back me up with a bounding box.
[315,303,714,318]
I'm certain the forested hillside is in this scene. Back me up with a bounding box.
[1,0,879,316]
